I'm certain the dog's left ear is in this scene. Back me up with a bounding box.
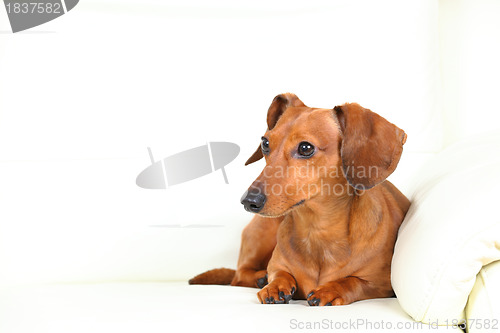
[245,93,305,165]
[333,103,407,190]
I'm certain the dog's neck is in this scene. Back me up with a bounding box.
[291,187,355,233]
[287,187,357,265]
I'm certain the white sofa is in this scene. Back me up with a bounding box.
[0,1,499,332]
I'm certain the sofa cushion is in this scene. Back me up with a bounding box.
[392,131,500,324]
[0,282,460,333]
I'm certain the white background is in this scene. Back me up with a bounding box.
[0,0,499,286]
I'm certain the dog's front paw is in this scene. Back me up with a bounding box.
[307,285,345,306]
[257,281,296,304]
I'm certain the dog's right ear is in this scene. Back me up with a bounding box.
[266,93,305,130]
[245,145,264,166]
[245,93,305,165]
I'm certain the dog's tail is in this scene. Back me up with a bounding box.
[188,268,235,285]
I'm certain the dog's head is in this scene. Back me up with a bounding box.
[241,93,407,217]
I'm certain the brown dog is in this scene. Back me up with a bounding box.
[189,93,410,306]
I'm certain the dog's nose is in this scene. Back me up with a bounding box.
[241,189,266,213]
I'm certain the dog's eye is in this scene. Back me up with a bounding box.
[261,137,270,155]
[297,141,315,157]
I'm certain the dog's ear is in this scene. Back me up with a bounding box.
[245,93,305,165]
[266,93,305,130]
[245,145,264,166]
[333,103,407,190]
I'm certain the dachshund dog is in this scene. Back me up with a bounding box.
[189,93,410,306]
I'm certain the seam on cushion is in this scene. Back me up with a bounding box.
[480,265,498,317]
[417,224,500,322]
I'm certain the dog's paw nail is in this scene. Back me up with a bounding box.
[307,291,314,298]
[274,299,285,304]
[291,287,296,295]
[278,291,284,299]
[283,294,293,303]
[325,302,332,306]
[308,298,320,306]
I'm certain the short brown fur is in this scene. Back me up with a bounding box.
[190,94,410,306]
